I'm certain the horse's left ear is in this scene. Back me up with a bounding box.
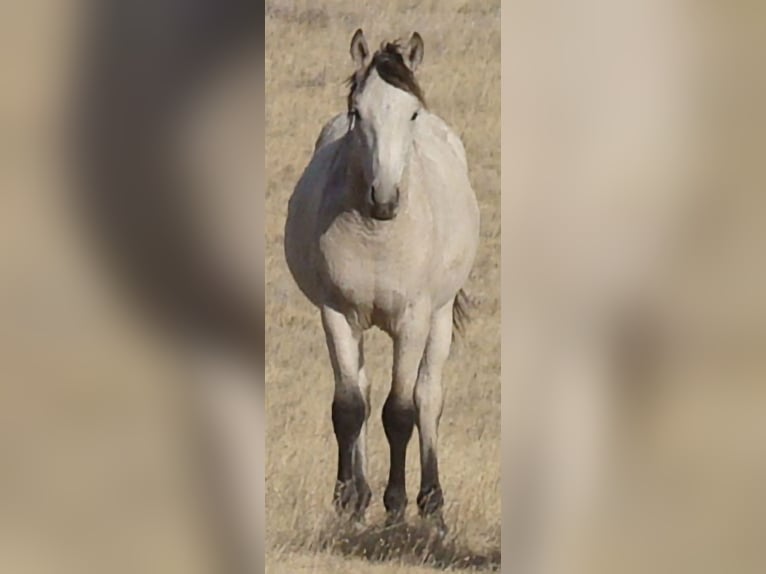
[405,32,424,72]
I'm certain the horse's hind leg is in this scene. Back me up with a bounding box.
[353,346,373,518]
[383,302,431,524]
[321,306,371,519]
[414,301,453,533]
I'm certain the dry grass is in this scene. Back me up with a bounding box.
[265,1,500,571]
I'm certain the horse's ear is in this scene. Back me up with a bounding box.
[350,28,369,69]
[405,32,424,72]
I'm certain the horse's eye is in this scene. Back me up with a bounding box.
[411,111,419,121]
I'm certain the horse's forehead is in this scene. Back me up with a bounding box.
[358,69,417,114]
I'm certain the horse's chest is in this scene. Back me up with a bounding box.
[318,230,422,317]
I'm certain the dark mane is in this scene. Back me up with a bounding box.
[346,41,426,111]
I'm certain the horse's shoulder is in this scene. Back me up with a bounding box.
[296,114,348,186]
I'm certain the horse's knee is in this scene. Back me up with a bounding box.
[382,393,415,444]
[332,387,365,445]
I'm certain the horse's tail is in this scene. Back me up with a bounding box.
[452,289,472,341]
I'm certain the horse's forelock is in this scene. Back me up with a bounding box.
[345,39,426,111]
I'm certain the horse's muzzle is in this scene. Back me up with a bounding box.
[370,201,398,220]
[369,186,400,220]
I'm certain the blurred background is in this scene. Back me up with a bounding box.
[504,2,766,573]
[1,1,263,573]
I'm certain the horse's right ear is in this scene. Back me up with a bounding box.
[350,28,369,69]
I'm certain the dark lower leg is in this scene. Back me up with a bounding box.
[351,449,371,518]
[351,412,371,518]
[415,377,446,521]
[417,447,444,516]
[332,388,366,512]
[417,437,447,536]
[414,303,451,529]
[382,393,415,521]
[351,353,371,518]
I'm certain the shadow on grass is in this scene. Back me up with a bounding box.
[310,518,501,571]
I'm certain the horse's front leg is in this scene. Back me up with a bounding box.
[383,302,431,524]
[321,305,371,520]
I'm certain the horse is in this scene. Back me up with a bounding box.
[284,29,480,532]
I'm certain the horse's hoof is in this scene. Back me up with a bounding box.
[353,480,372,518]
[347,513,367,532]
[333,480,357,513]
[424,513,448,539]
[416,485,444,516]
[350,503,369,525]
[384,510,406,529]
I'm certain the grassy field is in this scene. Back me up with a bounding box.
[265,1,501,571]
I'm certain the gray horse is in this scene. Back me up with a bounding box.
[284,29,480,530]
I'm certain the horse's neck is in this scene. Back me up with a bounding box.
[331,137,371,211]
[335,137,364,203]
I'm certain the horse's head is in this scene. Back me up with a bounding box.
[346,29,425,221]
